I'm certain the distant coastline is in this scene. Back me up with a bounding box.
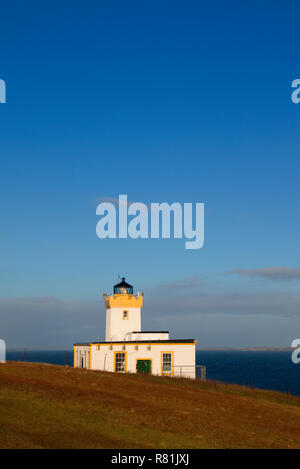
[7,346,294,352]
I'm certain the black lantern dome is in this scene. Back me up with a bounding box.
[113,277,133,295]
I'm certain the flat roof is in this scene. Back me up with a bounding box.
[74,339,196,345]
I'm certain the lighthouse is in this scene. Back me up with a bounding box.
[74,277,197,378]
[104,277,143,342]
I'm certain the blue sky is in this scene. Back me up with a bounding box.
[1,1,300,348]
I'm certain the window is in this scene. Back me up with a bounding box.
[123,310,128,320]
[162,352,172,374]
[114,286,133,295]
[115,352,126,372]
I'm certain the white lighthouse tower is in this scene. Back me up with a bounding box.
[104,277,143,342]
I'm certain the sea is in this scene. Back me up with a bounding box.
[6,349,300,397]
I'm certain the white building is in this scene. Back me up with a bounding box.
[74,278,196,378]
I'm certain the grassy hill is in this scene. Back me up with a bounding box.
[0,362,300,449]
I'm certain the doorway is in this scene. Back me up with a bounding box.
[136,359,152,374]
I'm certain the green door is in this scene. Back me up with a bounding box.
[136,359,152,374]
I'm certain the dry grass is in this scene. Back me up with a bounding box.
[0,361,300,449]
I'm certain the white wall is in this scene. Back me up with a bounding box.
[89,342,196,378]
[74,345,90,369]
[105,307,141,341]
[127,332,169,341]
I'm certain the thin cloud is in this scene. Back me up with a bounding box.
[1,290,300,349]
[0,297,104,349]
[229,267,300,281]
[145,291,300,318]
